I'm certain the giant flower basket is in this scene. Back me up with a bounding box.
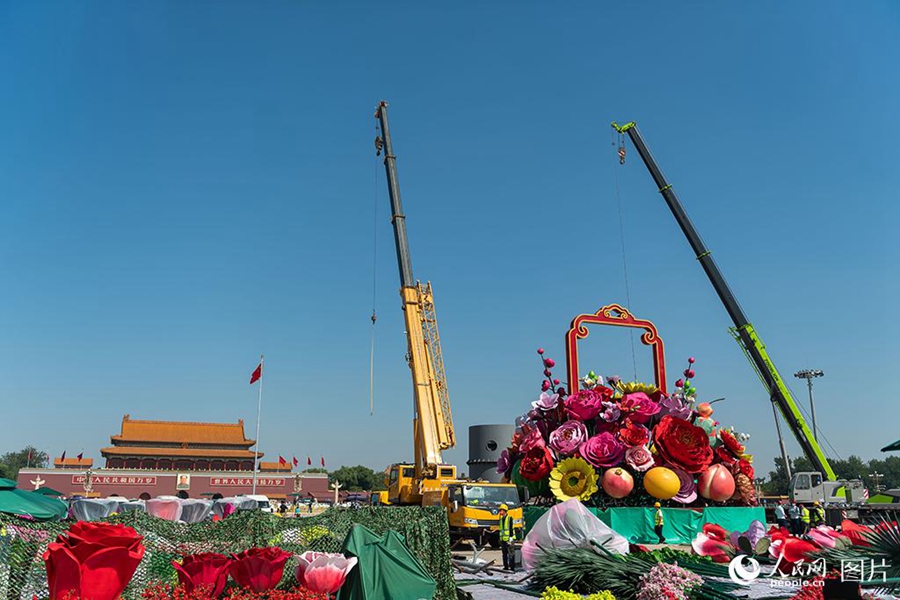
[497,305,757,509]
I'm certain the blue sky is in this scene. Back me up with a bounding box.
[1,2,897,480]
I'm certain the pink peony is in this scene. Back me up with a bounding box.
[618,392,661,424]
[579,432,625,468]
[518,427,545,454]
[565,388,608,421]
[625,445,654,472]
[548,421,589,456]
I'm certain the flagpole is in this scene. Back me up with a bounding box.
[253,354,264,495]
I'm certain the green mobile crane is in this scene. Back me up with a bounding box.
[610,121,837,483]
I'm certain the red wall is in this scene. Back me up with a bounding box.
[17,469,331,501]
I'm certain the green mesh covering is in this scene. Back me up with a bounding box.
[0,506,455,600]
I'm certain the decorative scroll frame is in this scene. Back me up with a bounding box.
[565,303,668,394]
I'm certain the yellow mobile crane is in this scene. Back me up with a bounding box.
[375,102,522,546]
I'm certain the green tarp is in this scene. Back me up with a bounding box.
[0,478,67,522]
[338,524,437,600]
[523,505,766,545]
[33,487,64,497]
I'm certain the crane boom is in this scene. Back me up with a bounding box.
[376,101,455,481]
[612,121,836,481]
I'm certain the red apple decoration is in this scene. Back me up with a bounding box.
[601,467,634,499]
[698,464,736,502]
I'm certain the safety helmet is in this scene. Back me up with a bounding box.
[814,501,821,506]
[499,504,509,511]
[654,502,661,508]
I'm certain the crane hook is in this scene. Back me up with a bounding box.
[375,136,383,156]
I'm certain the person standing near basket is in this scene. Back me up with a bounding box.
[498,504,517,570]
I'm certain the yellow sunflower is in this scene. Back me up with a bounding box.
[615,381,659,396]
[549,457,598,502]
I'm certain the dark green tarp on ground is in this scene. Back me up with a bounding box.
[337,524,437,600]
[523,505,766,545]
[0,478,67,521]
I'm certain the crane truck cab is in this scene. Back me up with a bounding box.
[791,472,867,504]
[386,463,523,547]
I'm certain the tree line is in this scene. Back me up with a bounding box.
[763,455,900,495]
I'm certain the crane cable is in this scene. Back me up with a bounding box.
[370,124,381,416]
[612,128,638,381]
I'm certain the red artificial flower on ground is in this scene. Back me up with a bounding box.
[691,523,732,563]
[519,446,554,481]
[44,521,145,600]
[618,421,651,447]
[653,416,713,474]
[295,551,358,596]
[228,547,292,593]
[172,553,231,597]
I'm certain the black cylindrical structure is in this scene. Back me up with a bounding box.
[467,424,514,483]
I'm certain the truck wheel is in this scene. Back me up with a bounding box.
[488,532,500,549]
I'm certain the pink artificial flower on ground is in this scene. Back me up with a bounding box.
[295,551,358,595]
[691,523,731,563]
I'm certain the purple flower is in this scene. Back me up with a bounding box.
[659,394,693,420]
[579,432,625,468]
[672,468,698,504]
[599,401,621,422]
[548,420,589,456]
[496,449,511,475]
[619,392,661,424]
[531,392,560,413]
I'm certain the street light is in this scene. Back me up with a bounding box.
[869,472,884,493]
[794,369,824,442]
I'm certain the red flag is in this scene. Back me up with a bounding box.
[278,455,287,465]
[60,450,66,462]
[307,457,311,466]
[249,363,262,384]
[27,449,32,462]
[321,456,325,467]
[292,456,299,467]
[77,452,83,460]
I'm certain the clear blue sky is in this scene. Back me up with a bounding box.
[1,2,897,479]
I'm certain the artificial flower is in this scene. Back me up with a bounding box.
[532,392,560,413]
[519,446,554,481]
[691,523,732,563]
[653,416,713,474]
[172,553,230,597]
[519,427,546,454]
[43,521,145,600]
[565,389,607,421]
[295,551,358,595]
[548,457,598,502]
[496,449,512,475]
[624,446,654,472]
[599,401,621,422]
[618,421,650,447]
[618,392,661,424]
[659,394,693,420]
[719,429,745,456]
[579,432,625,468]
[672,468,698,504]
[229,547,292,592]
[715,446,736,465]
[549,420,589,456]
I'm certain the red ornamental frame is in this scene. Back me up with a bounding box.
[565,303,668,395]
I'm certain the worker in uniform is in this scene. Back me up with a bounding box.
[498,504,516,571]
[788,501,802,534]
[800,504,811,534]
[653,502,665,544]
[810,501,825,528]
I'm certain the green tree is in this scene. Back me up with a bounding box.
[830,455,868,482]
[0,446,49,480]
[329,465,386,491]
[303,467,328,474]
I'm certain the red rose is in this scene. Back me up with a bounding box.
[229,547,292,592]
[173,553,230,597]
[653,415,713,474]
[518,446,554,481]
[618,421,650,447]
[720,429,745,456]
[43,522,145,600]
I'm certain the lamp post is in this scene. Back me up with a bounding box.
[869,471,884,493]
[794,369,824,442]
